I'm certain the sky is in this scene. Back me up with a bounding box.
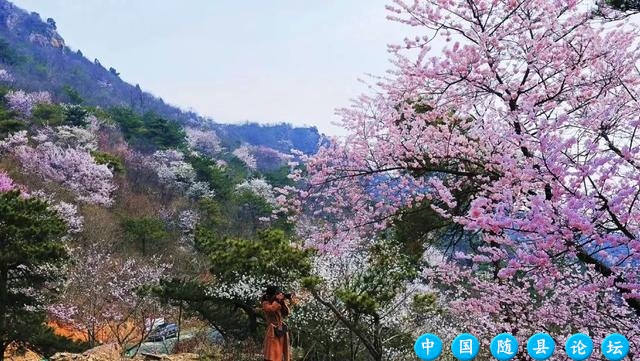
[9,0,414,136]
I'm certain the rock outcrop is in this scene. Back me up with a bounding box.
[0,0,66,49]
[49,344,203,361]
[50,352,202,361]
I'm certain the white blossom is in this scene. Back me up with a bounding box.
[233,144,257,170]
[0,68,13,82]
[178,209,200,249]
[206,273,269,301]
[54,125,97,150]
[0,130,28,152]
[186,127,222,156]
[150,150,216,199]
[51,201,84,233]
[235,178,277,205]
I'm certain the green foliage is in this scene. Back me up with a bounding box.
[0,88,22,137]
[63,104,88,126]
[338,240,419,317]
[34,63,48,77]
[291,239,421,361]
[231,188,294,237]
[121,215,169,255]
[336,289,378,315]
[197,197,228,230]
[141,112,186,149]
[85,106,111,123]
[91,150,124,173]
[0,191,68,358]
[0,118,26,137]
[108,107,186,151]
[393,202,450,260]
[228,189,273,235]
[62,85,84,105]
[160,228,312,339]
[197,228,312,285]
[31,103,90,127]
[393,183,477,258]
[300,275,322,290]
[0,38,22,65]
[154,278,251,340]
[107,106,144,139]
[0,86,12,100]
[262,165,294,187]
[32,103,65,126]
[187,154,234,200]
[411,292,443,315]
[224,155,250,181]
[606,0,640,11]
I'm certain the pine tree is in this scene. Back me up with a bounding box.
[0,190,68,361]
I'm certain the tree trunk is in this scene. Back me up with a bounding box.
[373,315,382,361]
[310,290,381,361]
[0,266,8,361]
[236,302,258,337]
[176,302,182,346]
[0,340,6,361]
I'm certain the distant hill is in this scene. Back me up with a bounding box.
[213,122,327,155]
[0,0,325,155]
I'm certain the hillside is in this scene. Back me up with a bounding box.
[4,0,640,361]
[0,0,324,156]
[0,1,329,359]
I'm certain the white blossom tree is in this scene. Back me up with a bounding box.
[50,245,171,349]
[232,144,257,171]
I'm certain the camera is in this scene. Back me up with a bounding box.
[283,293,293,300]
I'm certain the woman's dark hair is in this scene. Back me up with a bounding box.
[261,285,290,317]
[262,285,281,302]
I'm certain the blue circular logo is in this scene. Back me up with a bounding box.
[565,333,593,361]
[601,334,629,361]
[414,333,443,361]
[490,333,519,360]
[527,333,555,360]
[451,333,480,360]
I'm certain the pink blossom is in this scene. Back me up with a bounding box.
[5,90,51,117]
[12,140,116,206]
[283,0,640,351]
[0,170,15,192]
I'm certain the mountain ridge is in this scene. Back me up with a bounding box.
[0,0,324,155]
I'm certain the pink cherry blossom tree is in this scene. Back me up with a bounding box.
[2,132,117,206]
[0,170,14,192]
[5,90,51,117]
[283,0,640,358]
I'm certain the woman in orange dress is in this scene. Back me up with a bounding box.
[262,286,291,361]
